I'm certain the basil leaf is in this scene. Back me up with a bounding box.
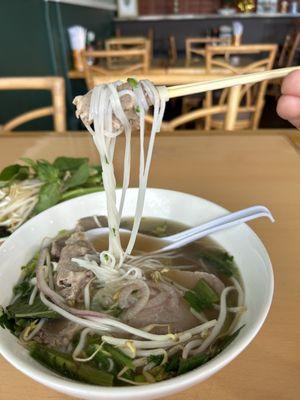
[34,181,61,214]
[63,162,90,190]
[20,157,37,169]
[53,157,88,171]
[35,160,60,182]
[0,164,29,187]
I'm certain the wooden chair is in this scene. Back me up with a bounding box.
[168,36,178,66]
[205,44,278,130]
[105,37,151,69]
[185,37,229,67]
[82,46,150,89]
[0,77,66,133]
[145,86,240,131]
[268,31,300,97]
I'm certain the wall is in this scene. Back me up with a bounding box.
[0,0,115,130]
[116,15,300,57]
[139,0,221,15]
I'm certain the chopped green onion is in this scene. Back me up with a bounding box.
[127,77,138,89]
[103,344,135,370]
[29,343,114,386]
[135,106,140,113]
[194,279,219,303]
[184,278,219,312]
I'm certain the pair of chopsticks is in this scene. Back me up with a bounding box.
[167,66,300,99]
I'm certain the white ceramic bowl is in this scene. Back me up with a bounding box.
[0,189,273,400]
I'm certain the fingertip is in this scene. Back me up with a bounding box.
[281,70,300,95]
[277,94,300,120]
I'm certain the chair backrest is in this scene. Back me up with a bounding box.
[145,86,240,131]
[278,32,293,67]
[185,37,229,66]
[82,45,151,89]
[0,77,66,133]
[205,44,277,129]
[168,36,177,66]
[206,44,277,73]
[105,37,149,50]
[283,31,300,67]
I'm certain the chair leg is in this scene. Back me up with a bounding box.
[224,85,241,131]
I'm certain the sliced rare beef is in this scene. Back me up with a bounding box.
[33,319,81,351]
[54,231,96,305]
[123,279,199,333]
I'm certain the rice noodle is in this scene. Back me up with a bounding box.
[84,80,168,269]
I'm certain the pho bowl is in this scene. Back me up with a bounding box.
[0,189,274,400]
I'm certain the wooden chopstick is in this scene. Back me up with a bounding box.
[167,66,300,99]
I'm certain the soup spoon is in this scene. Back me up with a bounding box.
[152,205,274,253]
[90,205,274,253]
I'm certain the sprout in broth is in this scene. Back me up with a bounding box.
[0,80,245,386]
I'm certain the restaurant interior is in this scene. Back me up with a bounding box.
[1,0,300,131]
[0,1,299,400]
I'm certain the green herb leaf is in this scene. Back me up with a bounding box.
[87,345,115,372]
[178,325,245,375]
[34,181,61,214]
[53,157,88,171]
[21,253,39,278]
[211,325,245,357]
[0,307,16,332]
[127,77,138,89]
[148,354,164,366]
[20,157,37,169]
[0,164,29,187]
[135,106,140,113]
[184,279,219,312]
[198,250,237,277]
[29,343,114,386]
[165,353,180,373]
[7,297,58,319]
[13,281,32,297]
[103,343,135,370]
[184,290,206,313]
[35,160,60,182]
[63,162,90,191]
[178,352,210,375]
[194,279,219,303]
[60,186,102,202]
